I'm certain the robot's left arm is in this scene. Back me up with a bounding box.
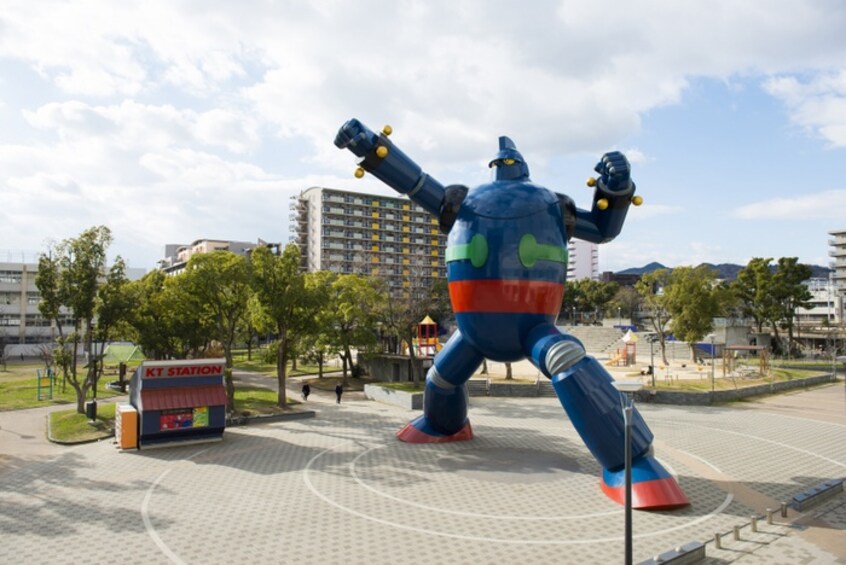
[557,151,639,244]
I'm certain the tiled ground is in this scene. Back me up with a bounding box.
[1,384,844,564]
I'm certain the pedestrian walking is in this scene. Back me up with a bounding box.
[301,383,310,401]
[335,382,343,404]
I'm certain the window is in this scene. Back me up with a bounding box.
[0,271,22,284]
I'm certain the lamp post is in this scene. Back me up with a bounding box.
[572,306,576,326]
[612,379,643,565]
[649,336,655,387]
[709,333,715,392]
[618,306,622,327]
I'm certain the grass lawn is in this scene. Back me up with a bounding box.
[301,375,375,392]
[0,364,121,411]
[639,367,823,392]
[232,350,325,376]
[47,386,300,444]
[48,402,117,443]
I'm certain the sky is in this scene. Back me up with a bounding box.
[2,0,846,274]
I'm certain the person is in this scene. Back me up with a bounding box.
[301,382,310,401]
[335,382,343,404]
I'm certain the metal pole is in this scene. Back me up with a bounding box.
[624,396,633,565]
[710,335,715,392]
[650,339,655,387]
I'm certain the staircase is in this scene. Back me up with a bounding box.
[557,325,626,355]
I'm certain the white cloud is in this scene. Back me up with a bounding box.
[733,190,846,220]
[3,1,846,270]
[765,71,846,147]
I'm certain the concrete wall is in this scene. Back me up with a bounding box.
[364,384,423,410]
[361,354,431,383]
[636,373,836,405]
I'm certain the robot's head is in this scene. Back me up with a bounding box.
[489,136,530,181]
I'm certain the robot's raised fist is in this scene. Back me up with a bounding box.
[594,151,631,192]
[334,118,378,157]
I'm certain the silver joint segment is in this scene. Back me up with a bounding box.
[427,365,453,390]
[545,340,585,376]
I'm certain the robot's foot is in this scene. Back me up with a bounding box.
[600,455,689,510]
[396,415,473,444]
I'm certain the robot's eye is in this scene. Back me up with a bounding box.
[503,158,515,166]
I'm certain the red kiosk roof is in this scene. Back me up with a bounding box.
[141,385,227,410]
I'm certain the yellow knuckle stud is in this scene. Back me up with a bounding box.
[596,198,609,210]
[382,125,392,136]
[376,146,388,158]
[354,167,365,178]
[632,195,643,206]
[586,177,597,187]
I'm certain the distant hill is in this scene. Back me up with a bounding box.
[616,262,831,281]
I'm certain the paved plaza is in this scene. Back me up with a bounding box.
[1,383,845,564]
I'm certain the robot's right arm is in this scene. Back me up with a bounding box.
[335,119,463,231]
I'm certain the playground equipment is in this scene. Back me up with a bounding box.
[723,345,769,378]
[36,367,55,400]
[607,330,638,367]
[416,316,441,357]
[335,118,687,509]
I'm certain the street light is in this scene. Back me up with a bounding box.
[649,336,655,388]
[618,306,622,327]
[612,379,643,565]
[709,333,716,393]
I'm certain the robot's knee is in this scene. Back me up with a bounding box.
[545,338,586,376]
[426,364,454,390]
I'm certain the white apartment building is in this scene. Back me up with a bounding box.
[829,229,846,291]
[567,240,599,281]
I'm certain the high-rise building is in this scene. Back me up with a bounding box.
[290,186,599,289]
[829,230,846,290]
[290,187,448,292]
[567,240,599,281]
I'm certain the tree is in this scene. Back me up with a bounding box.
[561,279,617,324]
[181,251,251,410]
[635,269,673,365]
[770,257,812,355]
[732,257,812,355]
[125,271,208,360]
[92,257,134,392]
[662,266,727,361]
[731,258,774,334]
[611,286,642,325]
[250,244,310,408]
[317,273,384,385]
[377,255,449,387]
[35,226,114,414]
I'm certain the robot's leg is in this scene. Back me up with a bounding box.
[525,324,688,510]
[397,330,483,444]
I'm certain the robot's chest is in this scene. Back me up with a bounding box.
[446,206,568,282]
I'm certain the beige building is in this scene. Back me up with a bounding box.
[158,239,280,275]
[0,261,68,346]
[290,187,448,292]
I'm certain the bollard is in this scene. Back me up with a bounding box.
[714,532,722,549]
[781,502,788,518]
[733,525,740,541]
[751,516,758,533]
[766,508,773,525]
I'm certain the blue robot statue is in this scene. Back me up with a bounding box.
[335,119,688,509]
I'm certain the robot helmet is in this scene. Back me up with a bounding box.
[488,136,530,181]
